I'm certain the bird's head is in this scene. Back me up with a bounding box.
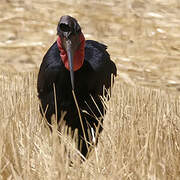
[57,15,85,90]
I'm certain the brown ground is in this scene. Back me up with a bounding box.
[1,0,180,90]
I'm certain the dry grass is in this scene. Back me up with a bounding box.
[0,71,180,179]
[1,0,180,179]
[1,0,180,90]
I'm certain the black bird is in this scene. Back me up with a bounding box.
[37,15,117,158]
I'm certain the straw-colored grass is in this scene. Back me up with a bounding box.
[1,0,180,179]
[1,0,180,90]
[0,71,180,179]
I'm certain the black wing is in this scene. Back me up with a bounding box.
[84,40,117,95]
[37,41,63,97]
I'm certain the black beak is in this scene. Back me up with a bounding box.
[66,40,75,90]
[57,15,82,90]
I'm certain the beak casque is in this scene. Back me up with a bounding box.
[57,15,83,90]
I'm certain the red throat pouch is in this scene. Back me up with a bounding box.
[57,33,85,71]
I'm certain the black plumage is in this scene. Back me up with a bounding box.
[37,15,117,158]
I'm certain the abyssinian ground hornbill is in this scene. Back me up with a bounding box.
[37,15,117,158]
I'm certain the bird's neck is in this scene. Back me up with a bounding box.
[57,33,85,71]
